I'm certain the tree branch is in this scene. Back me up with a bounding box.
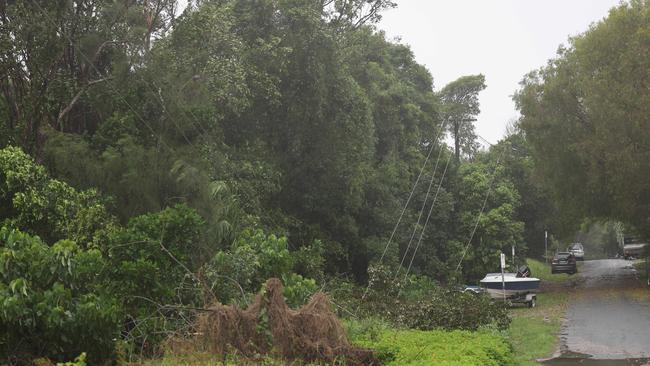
[56,77,111,128]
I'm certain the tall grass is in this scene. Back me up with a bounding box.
[526,258,574,283]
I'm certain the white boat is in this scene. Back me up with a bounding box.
[479,272,540,300]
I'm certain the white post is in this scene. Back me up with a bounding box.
[545,230,548,264]
[500,253,506,303]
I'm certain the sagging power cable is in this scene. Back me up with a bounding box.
[393,134,444,281]
[454,147,506,273]
[402,149,453,282]
[361,125,444,300]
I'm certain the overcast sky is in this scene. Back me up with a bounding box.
[377,0,623,145]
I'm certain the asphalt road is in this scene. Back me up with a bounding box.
[545,259,650,365]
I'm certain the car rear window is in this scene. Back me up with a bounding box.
[556,253,571,259]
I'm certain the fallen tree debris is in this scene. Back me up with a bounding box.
[197,278,379,365]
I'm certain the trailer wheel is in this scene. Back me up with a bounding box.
[528,297,536,308]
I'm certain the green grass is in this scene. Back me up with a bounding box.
[507,292,569,365]
[633,259,649,273]
[346,319,514,366]
[526,258,575,283]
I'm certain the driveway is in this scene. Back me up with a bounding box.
[544,259,650,365]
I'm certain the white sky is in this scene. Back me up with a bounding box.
[378,0,623,145]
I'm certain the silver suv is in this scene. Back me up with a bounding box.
[568,243,585,261]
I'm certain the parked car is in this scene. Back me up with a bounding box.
[551,252,577,274]
[623,237,647,260]
[568,243,585,261]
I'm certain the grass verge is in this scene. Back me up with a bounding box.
[526,258,577,283]
[507,285,570,365]
[633,258,649,274]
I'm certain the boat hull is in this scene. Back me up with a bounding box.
[480,274,540,299]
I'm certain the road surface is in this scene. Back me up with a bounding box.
[544,259,650,365]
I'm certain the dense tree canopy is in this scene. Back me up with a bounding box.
[515,0,650,237]
[0,1,561,363]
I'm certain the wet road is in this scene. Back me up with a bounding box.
[545,259,650,365]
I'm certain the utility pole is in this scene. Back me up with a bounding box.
[545,230,548,264]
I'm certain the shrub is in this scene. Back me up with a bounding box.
[281,272,318,308]
[102,205,207,351]
[204,229,320,307]
[292,239,325,282]
[397,289,511,331]
[349,325,515,366]
[0,227,120,364]
[359,273,510,331]
[0,146,114,245]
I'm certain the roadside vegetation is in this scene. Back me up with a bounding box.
[2,0,649,364]
[526,258,578,283]
[347,320,514,366]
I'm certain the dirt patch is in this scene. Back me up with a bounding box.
[540,277,582,293]
[197,278,379,366]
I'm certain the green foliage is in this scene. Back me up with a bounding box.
[395,290,511,332]
[0,0,561,361]
[103,203,206,345]
[515,0,650,237]
[0,227,120,364]
[348,322,515,366]
[56,353,87,366]
[281,273,318,309]
[439,75,486,161]
[492,133,556,258]
[525,258,573,283]
[0,146,114,245]
[454,156,525,281]
[358,268,510,332]
[292,239,325,282]
[508,292,569,365]
[204,229,319,307]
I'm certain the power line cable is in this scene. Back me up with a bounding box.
[393,129,444,280]
[402,148,453,282]
[454,147,506,273]
[361,124,444,300]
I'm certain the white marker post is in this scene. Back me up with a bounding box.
[500,253,506,303]
[545,230,548,264]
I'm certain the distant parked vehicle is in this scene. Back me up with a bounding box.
[551,252,577,274]
[568,243,585,261]
[623,237,647,260]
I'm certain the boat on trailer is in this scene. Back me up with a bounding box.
[479,266,540,307]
